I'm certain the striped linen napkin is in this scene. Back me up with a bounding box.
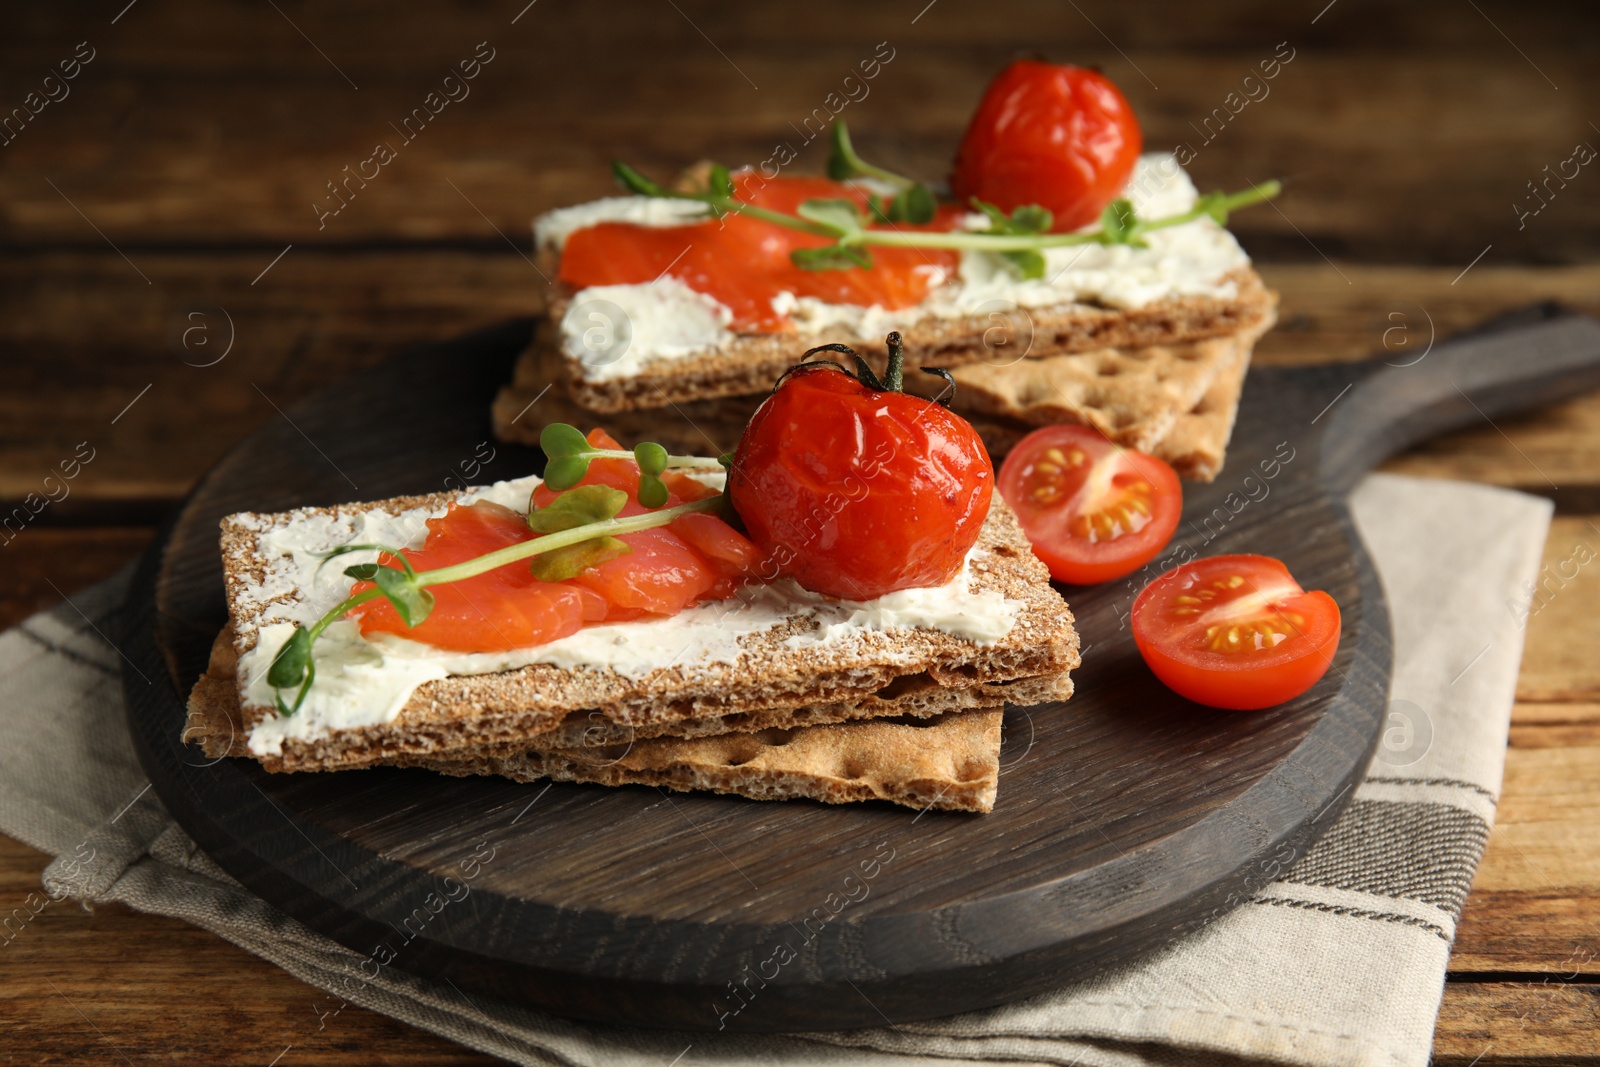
[0,473,1550,1067]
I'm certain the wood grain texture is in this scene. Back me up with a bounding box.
[0,835,490,1066]
[1516,520,1600,700]
[1,1,1596,263]
[0,528,151,630]
[1433,983,1600,1065]
[1450,704,1600,975]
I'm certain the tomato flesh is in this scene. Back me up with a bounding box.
[1131,554,1342,710]
[559,174,965,332]
[351,429,760,650]
[951,60,1143,233]
[997,425,1181,585]
[727,365,994,601]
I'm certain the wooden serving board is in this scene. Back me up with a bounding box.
[121,306,1600,1033]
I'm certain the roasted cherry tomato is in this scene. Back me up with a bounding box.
[950,59,1143,232]
[728,337,993,601]
[1132,554,1342,710]
[997,425,1181,585]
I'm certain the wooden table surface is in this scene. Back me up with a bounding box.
[2,1,1597,1062]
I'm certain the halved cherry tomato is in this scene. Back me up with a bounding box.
[996,425,1181,585]
[950,60,1143,233]
[1131,554,1342,710]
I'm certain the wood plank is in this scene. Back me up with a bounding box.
[0,2,1595,261]
[1434,982,1600,1065]
[0,250,543,507]
[6,256,1600,507]
[1478,738,1600,893]
[1450,700,1600,974]
[0,528,152,630]
[1516,518,1600,701]
[0,838,494,1066]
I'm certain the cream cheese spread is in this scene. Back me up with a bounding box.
[540,153,1251,381]
[235,474,1018,755]
[558,278,735,382]
[534,195,712,249]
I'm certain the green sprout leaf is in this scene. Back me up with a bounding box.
[633,442,671,509]
[540,422,594,459]
[542,455,592,490]
[790,244,874,271]
[1098,197,1141,246]
[316,542,408,577]
[708,163,735,199]
[971,198,1052,236]
[886,184,937,224]
[372,567,435,628]
[343,562,381,581]
[796,198,865,238]
[968,199,1060,277]
[528,484,629,533]
[266,628,312,688]
[540,423,598,489]
[529,536,632,582]
[637,477,669,509]
[612,161,673,198]
[1008,204,1053,234]
[827,121,861,182]
[1000,249,1048,280]
[633,442,668,477]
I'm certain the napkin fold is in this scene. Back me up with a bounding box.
[0,473,1552,1067]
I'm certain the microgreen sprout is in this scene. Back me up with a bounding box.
[266,426,724,716]
[614,120,1281,280]
[826,121,938,225]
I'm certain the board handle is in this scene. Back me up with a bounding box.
[1318,304,1600,494]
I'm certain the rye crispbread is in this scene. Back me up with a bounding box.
[419,710,1004,812]
[195,493,1077,773]
[548,265,1275,414]
[962,334,1253,482]
[939,308,1272,452]
[491,315,1266,480]
[186,621,1067,755]
[185,631,1005,811]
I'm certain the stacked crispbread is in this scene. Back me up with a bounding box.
[496,307,1269,483]
[495,158,1277,481]
[185,492,1078,813]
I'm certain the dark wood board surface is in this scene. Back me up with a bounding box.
[119,307,1600,1032]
